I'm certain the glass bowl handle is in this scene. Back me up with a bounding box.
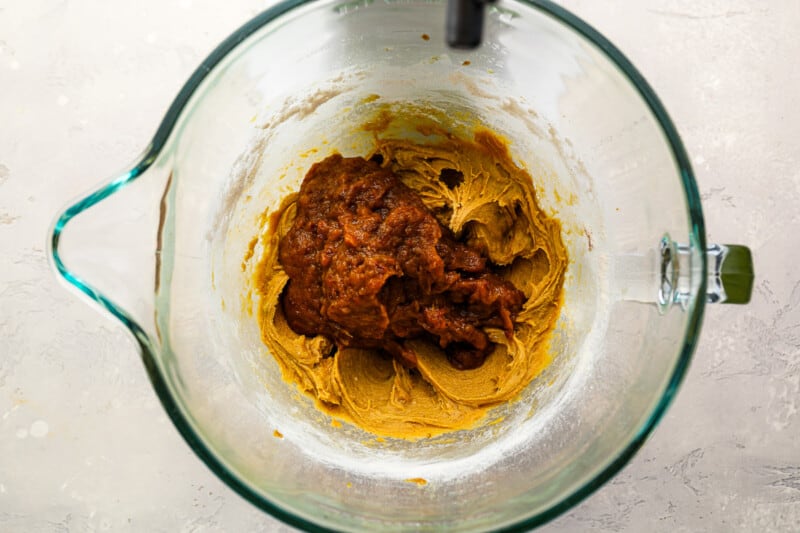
[704,244,754,304]
[616,238,754,311]
[658,240,754,310]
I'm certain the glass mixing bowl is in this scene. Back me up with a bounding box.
[49,0,754,530]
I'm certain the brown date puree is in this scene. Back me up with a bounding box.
[279,154,525,371]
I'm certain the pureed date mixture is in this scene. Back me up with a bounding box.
[279,153,525,371]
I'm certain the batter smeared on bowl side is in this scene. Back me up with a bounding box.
[251,106,567,439]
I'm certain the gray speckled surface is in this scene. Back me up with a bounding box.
[1,0,798,531]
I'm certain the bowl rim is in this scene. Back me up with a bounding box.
[49,0,707,530]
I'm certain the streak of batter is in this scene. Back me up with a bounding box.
[251,109,567,439]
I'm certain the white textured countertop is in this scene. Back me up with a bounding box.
[1,0,798,531]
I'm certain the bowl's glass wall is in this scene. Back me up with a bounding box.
[147,0,700,529]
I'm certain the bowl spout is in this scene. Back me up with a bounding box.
[48,151,172,345]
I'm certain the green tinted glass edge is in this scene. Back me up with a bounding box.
[48,0,707,531]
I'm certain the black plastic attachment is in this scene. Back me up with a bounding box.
[446,0,497,49]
